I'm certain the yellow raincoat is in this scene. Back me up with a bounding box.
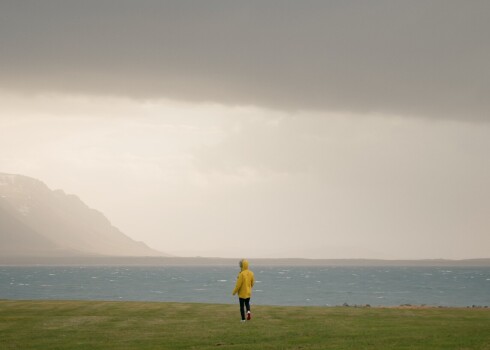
[232,259,255,298]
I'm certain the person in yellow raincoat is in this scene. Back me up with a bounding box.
[232,259,255,322]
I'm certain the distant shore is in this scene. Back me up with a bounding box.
[1,255,489,267]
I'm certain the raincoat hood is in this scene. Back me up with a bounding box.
[240,259,249,271]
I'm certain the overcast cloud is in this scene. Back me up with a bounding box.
[1,2,489,259]
[1,0,489,120]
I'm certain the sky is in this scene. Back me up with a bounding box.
[1,1,489,259]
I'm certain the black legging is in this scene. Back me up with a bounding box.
[239,298,251,320]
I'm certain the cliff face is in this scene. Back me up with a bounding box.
[0,173,165,257]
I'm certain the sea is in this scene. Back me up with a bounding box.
[1,266,489,307]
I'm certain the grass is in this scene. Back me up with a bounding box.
[0,300,489,349]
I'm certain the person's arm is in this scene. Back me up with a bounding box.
[232,273,243,295]
[251,272,255,288]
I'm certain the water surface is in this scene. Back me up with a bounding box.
[1,266,488,307]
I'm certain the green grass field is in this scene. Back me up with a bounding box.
[0,300,489,349]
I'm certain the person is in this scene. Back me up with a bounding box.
[232,259,255,322]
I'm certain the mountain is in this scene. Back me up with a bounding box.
[0,173,165,257]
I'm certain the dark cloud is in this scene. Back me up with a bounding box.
[1,1,489,120]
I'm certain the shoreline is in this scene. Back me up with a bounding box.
[1,256,490,267]
[0,298,488,310]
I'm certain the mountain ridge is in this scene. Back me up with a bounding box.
[0,172,166,257]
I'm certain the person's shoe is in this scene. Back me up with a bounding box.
[241,319,246,323]
[247,311,251,320]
